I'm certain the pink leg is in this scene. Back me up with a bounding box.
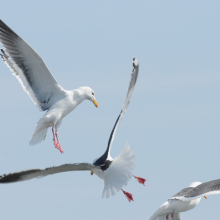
[166,215,169,220]
[52,127,57,146]
[121,189,134,202]
[52,127,63,154]
[171,213,174,220]
[133,175,147,186]
[55,131,63,153]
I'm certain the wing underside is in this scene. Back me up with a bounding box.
[0,163,96,183]
[0,20,65,111]
[94,57,139,166]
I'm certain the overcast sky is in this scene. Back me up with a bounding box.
[0,1,220,219]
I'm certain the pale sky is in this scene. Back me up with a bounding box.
[0,1,220,219]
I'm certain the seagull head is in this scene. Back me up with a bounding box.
[188,182,202,188]
[78,86,98,108]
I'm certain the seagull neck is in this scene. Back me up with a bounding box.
[73,89,87,104]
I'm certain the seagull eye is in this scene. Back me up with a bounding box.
[92,92,94,96]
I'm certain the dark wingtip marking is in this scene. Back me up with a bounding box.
[0,169,40,183]
[0,20,19,38]
[101,160,112,171]
[93,111,122,167]
[0,174,21,183]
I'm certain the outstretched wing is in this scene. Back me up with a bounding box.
[171,179,220,201]
[94,57,139,166]
[0,20,65,111]
[0,163,96,183]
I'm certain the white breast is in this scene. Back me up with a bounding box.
[170,198,201,213]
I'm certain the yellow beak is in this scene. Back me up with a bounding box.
[204,196,207,199]
[93,99,98,108]
[91,171,94,175]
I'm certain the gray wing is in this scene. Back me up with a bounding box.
[171,187,194,198]
[94,57,139,166]
[171,179,220,201]
[0,20,65,111]
[0,163,96,183]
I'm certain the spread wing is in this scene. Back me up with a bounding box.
[0,163,96,183]
[94,57,139,166]
[0,20,65,111]
[171,179,220,201]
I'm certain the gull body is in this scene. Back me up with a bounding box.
[0,20,98,152]
[149,180,220,220]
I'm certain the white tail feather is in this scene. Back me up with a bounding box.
[29,118,48,145]
[102,143,135,198]
[29,128,48,146]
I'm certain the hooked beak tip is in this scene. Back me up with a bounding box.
[93,99,98,108]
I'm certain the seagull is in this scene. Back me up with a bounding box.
[149,179,220,220]
[0,20,98,153]
[0,57,146,201]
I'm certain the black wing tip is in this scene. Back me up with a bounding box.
[0,20,18,38]
[132,57,139,67]
[0,169,40,183]
[0,173,21,183]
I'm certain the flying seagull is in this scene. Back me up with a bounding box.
[0,57,146,201]
[149,179,220,220]
[0,20,98,153]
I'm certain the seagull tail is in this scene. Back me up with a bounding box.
[102,143,135,198]
[29,119,48,146]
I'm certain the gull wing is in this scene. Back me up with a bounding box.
[0,163,96,183]
[94,57,139,166]
[0,20,65,111]
[171,179,220,201]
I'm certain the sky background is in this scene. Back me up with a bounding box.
[0,1,220,219]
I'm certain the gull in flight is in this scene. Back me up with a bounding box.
[0,20,98,153]
[149,179,220,220]
[0,57,146,201]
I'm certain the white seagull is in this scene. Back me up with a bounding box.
[149,179,220,220]
[0,20,98,153]
[0,57,146,201]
